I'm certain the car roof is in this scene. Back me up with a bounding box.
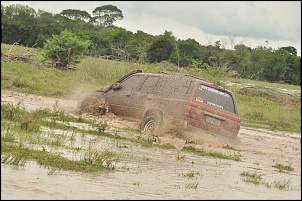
[134,72,230,93]
[112,69,232,95]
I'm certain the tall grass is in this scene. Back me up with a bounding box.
[1,43,301,133]
[236,93,301,132]
[227,77,301,91]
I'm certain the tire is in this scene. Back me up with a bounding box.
[78,96,107,115]
[140,111,164,135]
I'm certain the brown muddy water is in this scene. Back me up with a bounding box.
[1,90,301,200]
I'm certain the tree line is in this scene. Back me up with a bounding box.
[1,4,300,85]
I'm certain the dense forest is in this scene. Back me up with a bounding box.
[1,3,301,85]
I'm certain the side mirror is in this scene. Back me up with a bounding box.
[112,83,121,90]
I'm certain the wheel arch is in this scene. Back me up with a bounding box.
[144,108,164,118]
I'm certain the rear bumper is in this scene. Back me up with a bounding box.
[185,116,240,138]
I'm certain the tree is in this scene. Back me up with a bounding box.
[147,32,173,63]
[42,29,91,70]
[109,28,135,61]
[228,44,251,77]
[1,4,38,46]
[280,46,297,56]
[263,49,290,82]
[60,9,91,22]
[170,38,205,67]
[285,56,301,85]
[133,30,154,63]
[35,10,65,47]
[248,46,273,80]
[92,5,123,27]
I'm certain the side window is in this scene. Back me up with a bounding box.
[195,83,236,114]
[158,76,192,99]
[140,76,160,94]
[119,75,145,92]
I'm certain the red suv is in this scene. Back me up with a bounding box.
[77,70,241,138]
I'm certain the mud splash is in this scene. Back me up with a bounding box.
[1,90,301,199]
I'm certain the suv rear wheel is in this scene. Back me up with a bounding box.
[140,111,164,135]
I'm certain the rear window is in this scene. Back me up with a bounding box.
[195,83,236,114]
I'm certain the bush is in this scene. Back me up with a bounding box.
[42,29,92,70]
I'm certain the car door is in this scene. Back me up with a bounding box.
[106,74,145,117]
[129,75,161,119]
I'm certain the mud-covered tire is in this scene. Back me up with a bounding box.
[78,96,108,115]
[140,111,164,135]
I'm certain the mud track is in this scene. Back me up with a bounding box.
[1,90,301,199]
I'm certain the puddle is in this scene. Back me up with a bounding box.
[1,90,301,199]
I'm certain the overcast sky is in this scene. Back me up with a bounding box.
[2,1,301,56]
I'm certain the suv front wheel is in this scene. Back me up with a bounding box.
[78,96,108,115]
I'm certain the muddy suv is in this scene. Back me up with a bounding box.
[77,69,241,138]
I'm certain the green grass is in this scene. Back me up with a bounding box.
[1,143,116,172]
[272,164,294,173]
[1,43,301,133]
[182,146,242,161]
[240,170,293,190]
[227,77,301,91]
[1,104,120,173]
[236,93,301,132]
[1,102,246,173]
[185,182,199,189]
[240,171,263,185]
[183,170,202,178]
[1,42,43,60]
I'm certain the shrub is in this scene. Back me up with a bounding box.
[42,29,91,70]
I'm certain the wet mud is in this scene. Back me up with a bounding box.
[1,90,301,200]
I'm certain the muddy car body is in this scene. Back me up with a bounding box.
[78,70,241,138]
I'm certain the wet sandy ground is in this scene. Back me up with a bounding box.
[1,90,301,200]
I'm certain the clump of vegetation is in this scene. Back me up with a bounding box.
[83,147,118,171]
[42,29,91,70]
[240,171,263,185]
[240,170,293,190]
[1,102,177,173]
[1,143,116,172]
[185,181,199,190]
[176,152,186,161]
[182,146,242,161]
[183,170,202,178]
[272,164,294,173]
